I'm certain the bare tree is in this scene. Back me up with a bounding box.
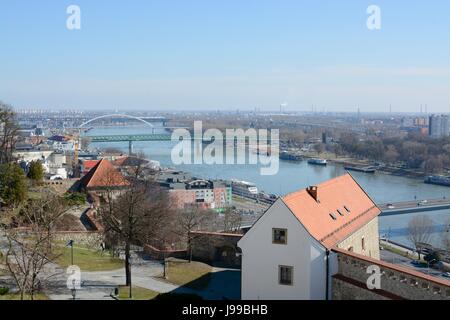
[441,218,450,252]
[407,215,434,260]
[0,103,19,164]
[3,194,69,300]
[222,207,242,233]
[175,207,215,262]
[97,163,172,298]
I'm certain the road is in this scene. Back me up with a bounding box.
[380,247,448,281]
[379,197,450,215]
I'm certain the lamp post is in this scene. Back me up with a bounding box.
[66,239,74,265]
[71,279,76,300]
[163,251,167,279]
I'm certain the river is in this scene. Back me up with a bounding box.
[86,125,450,248]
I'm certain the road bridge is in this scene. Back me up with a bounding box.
[378,198,450,216]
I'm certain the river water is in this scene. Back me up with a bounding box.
[86,125,450,248]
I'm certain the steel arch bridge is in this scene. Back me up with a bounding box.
[79,114,155,128]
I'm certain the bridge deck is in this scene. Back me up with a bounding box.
[88,134,173,142]
[87,133,263,142]
[378,198,450,215]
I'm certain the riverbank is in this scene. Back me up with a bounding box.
[283,149,438,180]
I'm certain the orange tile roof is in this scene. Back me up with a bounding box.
[282,174,381,249]
[112,156,128,167]
[82,160,100,172]
[78,158,129,189]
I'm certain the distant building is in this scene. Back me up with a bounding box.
[81,159,101,175]
[429,114,450,138]
[401,117,414,128]
[238,174,381,300]
[72,158,129,194]
[160,175,232,212]
[231,180,258,199]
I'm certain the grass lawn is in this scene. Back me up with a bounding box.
[0,293,49,300]
[165,259,213,290]
[382,243,428,265]
[55,244,123,272]
[118,286,159,300]
[382,243,411,257]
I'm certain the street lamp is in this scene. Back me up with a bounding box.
[71,279,77,300]
[66,239,74,266]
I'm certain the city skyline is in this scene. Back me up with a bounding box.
[1,1,449,112]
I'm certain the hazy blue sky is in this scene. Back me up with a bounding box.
[0,0,449,112]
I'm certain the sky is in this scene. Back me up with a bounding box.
[0,0,449,112]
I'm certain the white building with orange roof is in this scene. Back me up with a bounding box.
[238,174,381,300]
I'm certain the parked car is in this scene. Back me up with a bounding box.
[387,203,395,209]
[442,272,450,278]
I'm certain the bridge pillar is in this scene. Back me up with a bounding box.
[128,140,134,155]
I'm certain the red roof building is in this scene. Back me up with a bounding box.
[81,160,101,175]
[76,158,129,192]
[282,174,381,249]
[238,174,382,300]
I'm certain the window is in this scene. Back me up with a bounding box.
[362,237,366,250]
[272,228,287,244]
[279,266,293,285]
[344,205,351,213]
[329,213,337,220]
[337,209,344,216]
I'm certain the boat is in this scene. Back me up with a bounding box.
[280,151,303,162]
[231,180,259,199]
[307,158,327,166]
[344,166,376,174]
[424,175,450,187]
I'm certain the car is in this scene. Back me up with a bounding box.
[417,200,428,206]
[387,204,395,209]
[442,272,450,278]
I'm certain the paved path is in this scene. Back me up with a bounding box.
[2,232,241,300]
[44,256,240,300]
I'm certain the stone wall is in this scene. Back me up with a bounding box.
[143,244,187,260]
[190,231,242,267]
[331,248,450,300]
[337,217,380,260]
[54,231,103,250]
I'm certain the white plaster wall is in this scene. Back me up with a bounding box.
[239,199,327,300]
